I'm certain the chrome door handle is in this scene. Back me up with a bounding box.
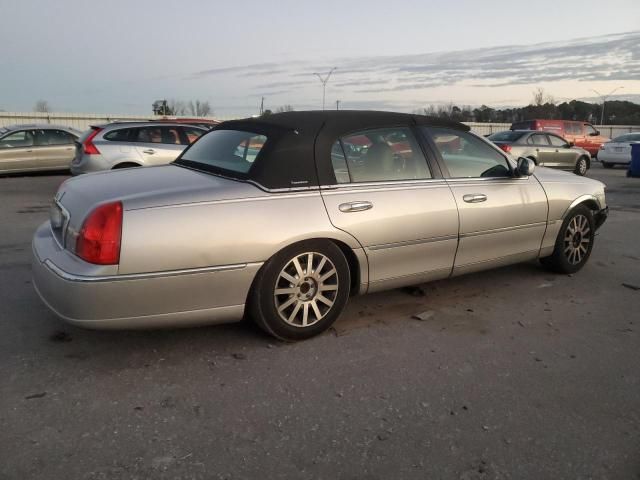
[463,194,487,203]
[339,201,373,212]
[142,149,155,154]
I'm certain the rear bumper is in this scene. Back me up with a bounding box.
[598,151,631,165]
[70,155,110,175]
[594,206,608,231]
[32,222,259,329]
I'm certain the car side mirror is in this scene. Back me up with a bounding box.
[567,142,574,148]
[517,157,535,176]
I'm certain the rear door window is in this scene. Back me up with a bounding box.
[43,129,75,145]
[132,126,182,144]
[330,127,431,183]
[527,133,550,146]
[104,128,133,142]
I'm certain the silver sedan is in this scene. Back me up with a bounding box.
[0,124,81,174]
[32,111,608,340]
[488,130,592,176]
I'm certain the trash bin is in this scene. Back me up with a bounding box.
[628,143,640,178]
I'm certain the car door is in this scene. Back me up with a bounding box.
[0,129,37,172]
[565,122,586,151]
[526,133,555,166]
[422,127,548,276]
[582,123,602,155]
[33,129,76,169]
[547,134,576,169]
[320,126,459,292]
[132,126,185,165]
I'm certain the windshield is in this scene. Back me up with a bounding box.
[488,131,527,142]
[612,133,640,143]
[176,129,267,175]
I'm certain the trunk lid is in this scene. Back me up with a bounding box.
[53,164,266,249]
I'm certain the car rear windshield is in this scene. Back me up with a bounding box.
[175,129,267,176]
[613,133,640,143]
[488,131,527,142]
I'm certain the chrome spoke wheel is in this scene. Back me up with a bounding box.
[274,252,339,328]
[563,214,591,265]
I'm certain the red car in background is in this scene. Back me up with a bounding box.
[510,119,609,157]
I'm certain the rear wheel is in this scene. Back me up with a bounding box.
[540,205,595,274]
[601,161,613,169]
[574,157,589,176]
[249,240,351,341]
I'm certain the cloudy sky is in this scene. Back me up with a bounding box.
[1,0,639,117]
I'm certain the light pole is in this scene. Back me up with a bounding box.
[591,86,624,125]
[313,67,337,110]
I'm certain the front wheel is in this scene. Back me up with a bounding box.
[540,205,595,274]
[574,157,589,176]
[249,241,351,341]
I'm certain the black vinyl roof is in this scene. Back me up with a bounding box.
[221,110,469,133]
[212,110,470,189]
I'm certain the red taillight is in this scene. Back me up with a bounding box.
[498,144,512,153]
[83,128,102,155]
[76,201,123,265]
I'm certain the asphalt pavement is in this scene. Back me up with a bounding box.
[0,165,638,479]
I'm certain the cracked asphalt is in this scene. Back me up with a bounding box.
[0,164,638,479]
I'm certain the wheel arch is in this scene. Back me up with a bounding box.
[561,195,600,219]
[247,236,367,303]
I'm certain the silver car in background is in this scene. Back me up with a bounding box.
[71,122,207,174]
[598,133,640,168]
[33,111,608,341]
[488,130,592,176]
[0,124,81,174]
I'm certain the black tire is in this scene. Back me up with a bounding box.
[574,156,589,176]
[540,205,595,274]
[601,161,613,169]
[249,240,351,341]
[112,162,141,169]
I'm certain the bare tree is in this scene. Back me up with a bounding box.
[275,105,294,113]
[188,100,212,117]
[34,100,50,113]
[167,99,187,116]
[532,88,555,106]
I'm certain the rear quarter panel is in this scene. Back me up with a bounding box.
[118,192,362,275]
